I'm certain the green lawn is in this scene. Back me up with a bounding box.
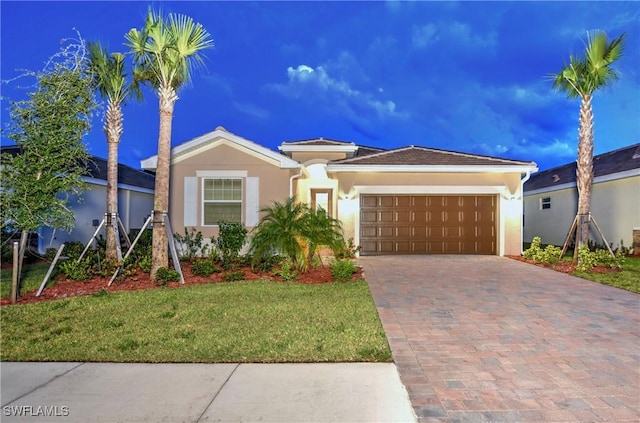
[0,280,392,363]
[0,261,52,299]
[572,256,640,294]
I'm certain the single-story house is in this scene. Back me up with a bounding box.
[141,127,537,256]
[1,145,155,254]
[523,143,640,251]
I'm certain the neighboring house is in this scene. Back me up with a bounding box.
[1,145,155,254]
[523,143,640,250]
[142,127,537,256]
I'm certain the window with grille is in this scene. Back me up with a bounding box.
[203,179,242,225]
[540,197,551,210]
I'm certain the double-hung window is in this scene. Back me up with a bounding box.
[540,197,551,210]
[203,179,242,225]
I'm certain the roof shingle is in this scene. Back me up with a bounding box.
[524,143,640,191]
[330,146,536,166]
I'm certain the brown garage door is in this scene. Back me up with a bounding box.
[360,195,496,255]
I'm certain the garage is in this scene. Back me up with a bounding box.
[359,194,497,255]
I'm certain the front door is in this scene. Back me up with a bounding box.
[311,189,333,216]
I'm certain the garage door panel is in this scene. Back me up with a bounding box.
[360,194,497,255]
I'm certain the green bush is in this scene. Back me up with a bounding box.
[155,267,181,284]
[59,258,93,281]
[215,221,247,270]
[523,237,562,264]
[191,259,219,277]
[275,258,299,281]
[577,246,625,272]
[330,259,356,282]
[221,270,245,282]
[174,227,205,260]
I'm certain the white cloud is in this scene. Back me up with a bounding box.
[411,23,438,48]
[272,63,406,121]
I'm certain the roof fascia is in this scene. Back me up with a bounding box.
[141,129,300,170]
[327,164,539,173]
[279,144,358,153]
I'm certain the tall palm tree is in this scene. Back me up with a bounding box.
[551,30,624,256]
[87,42,141,260]
[125,9,213,278]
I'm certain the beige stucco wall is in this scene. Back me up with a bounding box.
[524,175,640,249]
[170,143,293,239]
[289,151,347,162]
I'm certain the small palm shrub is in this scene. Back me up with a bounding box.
[249,197,345,272]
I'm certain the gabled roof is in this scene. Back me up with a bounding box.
[327,145,538,173]
[1,145,155,190]
[280,137,356,147]
[524,143,640,192]
[141,126,300,170]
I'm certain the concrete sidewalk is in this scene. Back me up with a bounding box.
[1,362,416,422]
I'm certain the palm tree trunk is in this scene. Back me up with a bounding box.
[105,100,123,261]
[575,94,594,255]
[151,85,177,279]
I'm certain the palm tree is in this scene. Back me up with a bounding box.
[249,198,345,272]
[87,42,141,260]
[125,9,213,278]
[551,30,624,257]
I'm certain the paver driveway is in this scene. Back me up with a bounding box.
[360,255,640,423]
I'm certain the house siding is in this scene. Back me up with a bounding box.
[37,184,154,254]
[170,143,292,239]
[524,174,640,249]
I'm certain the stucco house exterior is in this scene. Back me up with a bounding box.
[141,126,538,256]
[1,145,155,255]
[523,143,640,251]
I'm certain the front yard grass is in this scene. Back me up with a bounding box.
[0,280,392,363]
[573,255,640,294]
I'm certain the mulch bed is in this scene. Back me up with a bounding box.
[2,261,362,306]
[506,255,621,274]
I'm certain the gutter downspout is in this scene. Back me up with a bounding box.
[289,167,303,198]
[520,170,532,255]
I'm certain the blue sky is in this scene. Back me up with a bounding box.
[1,1,639,172]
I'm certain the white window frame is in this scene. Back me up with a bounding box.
[540,197,551,210]
[202,178,243,226]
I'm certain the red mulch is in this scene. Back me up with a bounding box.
[506,255,621,274]
[2,261,362,306]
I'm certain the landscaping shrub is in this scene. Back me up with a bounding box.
[191,259,219,277]
[174,227,206,260]
[249,197,345,272]
[59,258,93,281]
[221,270,245,282]
[577,245,625,272]
[523,237,562,264]
[215,221,247,270]
[330,259,357,282]
[155,267,181,284]
[275,258,298,281]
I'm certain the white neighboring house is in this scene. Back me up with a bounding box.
[1,145,155,255]
[523,143,640,251]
